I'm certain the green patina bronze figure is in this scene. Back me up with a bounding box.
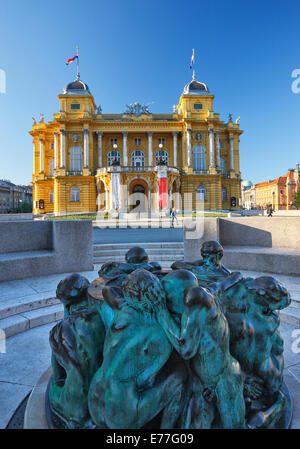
[46,242,292,429]
[171,241,231,286]
[218,275,291,428]
[88,269,188,429]
[157,277,247,429]
[99,247,163,287]
[47,274,106,429]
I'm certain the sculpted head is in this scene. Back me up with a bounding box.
[201,240,224,266]
[125,247,149,265]
[56,274,90,312]
[184,286,214,310]
[162,270,198,316]
[122,268,165,313]
[245,276,291,312]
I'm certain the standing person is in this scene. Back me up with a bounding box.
[171,207,178,227]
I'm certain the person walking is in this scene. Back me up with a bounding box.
[171,207,178,227]
[267,204,273,217]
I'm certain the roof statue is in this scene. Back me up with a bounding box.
[125,102,153,116]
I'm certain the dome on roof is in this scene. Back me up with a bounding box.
[63,76,91,95]
[183,78,209,95]
[242,180,253,188]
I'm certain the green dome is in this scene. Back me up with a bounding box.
[241,180,253,187]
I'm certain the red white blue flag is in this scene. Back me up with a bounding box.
[66,51,78,66]
[190,49,195,69]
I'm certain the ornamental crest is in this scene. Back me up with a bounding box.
[125,102,152,116]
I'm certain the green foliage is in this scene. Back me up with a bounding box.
[16,202,32,213]
[293,190,300,209]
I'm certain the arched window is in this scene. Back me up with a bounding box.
[49,189,54,204]
[49,159,54,176]
[220,157,226,175]
[155,150,168,165]
[70,186,80,202]
[70,146,82,171]
[107,150,121,166]
[196,185,206,201]
[131,150,145,167]
[222,187,227,202]
[193,146,206,170]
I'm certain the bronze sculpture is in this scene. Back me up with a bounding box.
[46,244,292,429]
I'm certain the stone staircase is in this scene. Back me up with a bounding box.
[280,292,300,327]
[93,242,184,268]
[0,296,63,339]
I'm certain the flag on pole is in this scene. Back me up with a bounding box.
[190,49,195,69]
[66,51,78,66]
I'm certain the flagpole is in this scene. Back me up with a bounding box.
[76,45,79,80]
[192,48,195,80]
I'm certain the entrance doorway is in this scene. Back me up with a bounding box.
[129,181,148,212]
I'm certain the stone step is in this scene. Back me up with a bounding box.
[93,248,183,257]
[93,254,184,263]
[280,307,300,327]
[0,304,63,339]
[0,295,59,320]
[93,242,184,251]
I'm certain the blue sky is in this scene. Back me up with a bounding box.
[0,0,299,185]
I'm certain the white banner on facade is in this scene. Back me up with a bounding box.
[111,172,121,210]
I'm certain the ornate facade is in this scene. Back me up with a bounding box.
[242,165,300,210]
[31,73,243,215]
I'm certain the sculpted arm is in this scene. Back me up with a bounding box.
[158,305,200,359]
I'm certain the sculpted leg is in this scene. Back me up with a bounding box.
[215,375,246,429]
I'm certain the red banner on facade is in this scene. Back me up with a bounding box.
[158,178,167,208]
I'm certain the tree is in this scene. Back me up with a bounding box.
[293,190,300,209]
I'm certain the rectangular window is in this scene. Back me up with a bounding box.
[110,138,118,146]
[50,143,54,150]
[134,138,141,146]
[71,104,80,110]
[158,138,165,146]
[194,103,203,110]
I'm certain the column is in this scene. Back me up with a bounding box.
[123,131,128,166]
[83,129,89,168]
[60,129,66,168]
[229,136,234,171]
[148,132,153,165]
[186,128,192,168]
[54,132,58,169]
[172,132,178,167]
[215,131,220,168]
[96,131,103,168]
[208,128,215,168]
[39,138,44,173]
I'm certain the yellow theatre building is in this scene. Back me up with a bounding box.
[30,69,243,216]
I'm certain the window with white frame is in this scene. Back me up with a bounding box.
[196,185,206,201]
[49,189,54,204]
[222,187,227,202]
[193,146,206,170]
[70,186,80,202]
[134,138,141,146]
[110,138,118,147]
[49,158,55,176]
[158,138,165,146]
[220,157,226,175]
[131,150,145,167]
[69,146,82,171]
[155,150,168,165]
[107,150,121,166]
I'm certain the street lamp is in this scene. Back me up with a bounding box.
[19,199,23,213]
